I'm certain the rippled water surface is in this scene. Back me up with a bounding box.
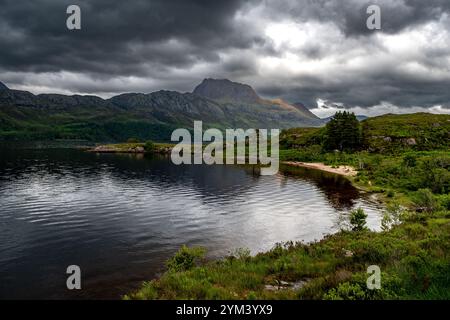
[0,148,382,299]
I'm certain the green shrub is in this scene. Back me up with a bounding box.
[437,194,450,210]
[247,291,257,300]
[420,157,450,194]
[166,245,206,272]
[412,189,439,213]
[354,241,390,264]
[144,140,155,152]
[349,208,368,232]
[425,168,450,194]
[402,154,417,167]
[125,281,158,300]
[324,282,366,300]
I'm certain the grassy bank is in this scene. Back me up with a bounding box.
[126,113,449,300]
[126,210,450,300]
[280,150,449,204]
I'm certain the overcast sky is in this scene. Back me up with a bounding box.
[1,0,450,117]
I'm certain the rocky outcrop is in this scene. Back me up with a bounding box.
[91,144,172,154]
[109,90,226,124]
[193,78,261,104]
[371,135,417,146]
[264,279,311,291]
[404,137,417,145]
[92,145,120,153]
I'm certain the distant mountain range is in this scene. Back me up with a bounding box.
[0,78,324,142]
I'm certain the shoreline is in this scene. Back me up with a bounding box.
[90,143,358,177]
[88,143,172,154]
[90,144,360,179]
[282,161,358,177]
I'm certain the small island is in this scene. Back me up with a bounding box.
[89,140,173,154]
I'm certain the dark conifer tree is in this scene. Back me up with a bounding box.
[323,111,361,151]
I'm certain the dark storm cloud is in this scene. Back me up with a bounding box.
[0,0,261,75]
[259,71,450,110]
[250,0,450,111]
[262,0,450,37]
[0,0,450,114]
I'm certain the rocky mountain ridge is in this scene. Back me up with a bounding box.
[0,78,323,141]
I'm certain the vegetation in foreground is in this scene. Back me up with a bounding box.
[126,112,450,300]
[126,210,450,300]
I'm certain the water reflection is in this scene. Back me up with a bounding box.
[0,148,382,299]
[279,165,360,210]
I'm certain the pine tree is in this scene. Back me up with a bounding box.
[324,111,361,151]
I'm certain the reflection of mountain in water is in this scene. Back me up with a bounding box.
[0,148,360,211]
[0,148,259,201]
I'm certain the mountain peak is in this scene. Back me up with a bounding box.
[0,81,9,90]
[291,102,319,119]
[193,78,260,103]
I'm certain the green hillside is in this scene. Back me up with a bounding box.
[0,105,179,142]
[362,113,450,152]
[280,113,450,153]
